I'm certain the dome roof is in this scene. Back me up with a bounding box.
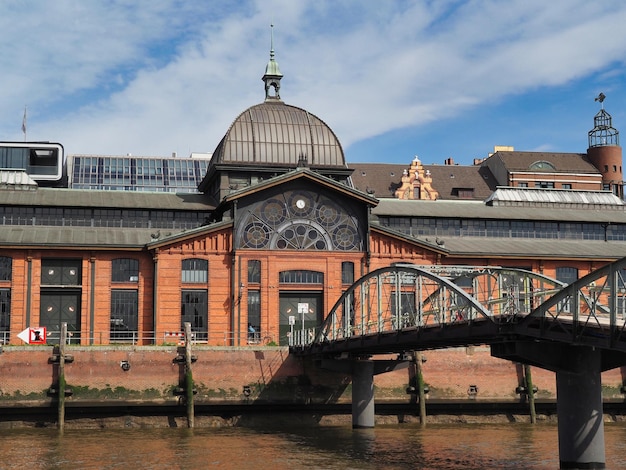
[211,101,346,169]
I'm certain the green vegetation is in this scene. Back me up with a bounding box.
[200,387,239,399]
[602,384,624,398]
[422,385,457,398]
[0,389,49,401]
[69,385,165,400]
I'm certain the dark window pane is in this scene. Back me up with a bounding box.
[248,290,260,343]
[341,262,354,285]
[110,290,138,341]
[0,257,11,281]
[112,259,139,283]
[0,289,10,340]
[181,289,208,341]
[248,260,261,283]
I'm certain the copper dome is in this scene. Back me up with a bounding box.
[211,100,346,169]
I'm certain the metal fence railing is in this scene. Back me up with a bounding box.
[2,328,281,348]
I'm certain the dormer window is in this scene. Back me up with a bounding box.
[529,161,556,171]
[452,188,474,199]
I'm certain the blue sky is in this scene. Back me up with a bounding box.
[2,0,626,166]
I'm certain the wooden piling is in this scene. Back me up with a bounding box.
[524,363,536,424]
[58,322,67,431]
[416,351,427,427]
[184,322,194,428]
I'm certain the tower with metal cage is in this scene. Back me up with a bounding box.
[587,93,623,198]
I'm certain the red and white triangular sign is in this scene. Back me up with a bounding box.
[17,327,46,345]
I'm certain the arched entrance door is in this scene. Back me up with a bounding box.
[279,292,322,345]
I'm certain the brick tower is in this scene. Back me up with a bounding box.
[587,93,623,198]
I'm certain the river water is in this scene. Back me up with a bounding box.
[1,422,626,469]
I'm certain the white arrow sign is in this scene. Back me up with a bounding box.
[17,327,47,345]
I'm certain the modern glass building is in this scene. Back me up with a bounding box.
[68,154,211,193]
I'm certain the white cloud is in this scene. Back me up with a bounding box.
[1,0,626,159]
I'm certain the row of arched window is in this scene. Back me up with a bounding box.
[0,256,586,288]
[246,260,355,285]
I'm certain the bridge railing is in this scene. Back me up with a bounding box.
[288,327,319,347]
[289,261,626,352]
[290,264,574,350]
[292,265,499,349]
[517,258,626,349]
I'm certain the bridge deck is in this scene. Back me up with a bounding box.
[290,261,626,365]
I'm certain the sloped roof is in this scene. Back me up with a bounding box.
[373,198,626,223]
[491,151,600,173]
[0,188,214,210]
[486,187,624,207]
[424,164,497,200]
[0,220,233,250]
[347,163,407,198]
[438,236,626,259]
[373,224,626,260]
[348,162,497,200]
[222,167,378,207]
[0,170,38,189]
[0,226,157,249]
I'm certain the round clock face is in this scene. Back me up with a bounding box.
[296,199,306,209]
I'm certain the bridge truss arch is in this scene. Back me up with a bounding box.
[290,264,566,355]
[515,257,626,354]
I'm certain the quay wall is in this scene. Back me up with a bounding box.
[0,345,624,405]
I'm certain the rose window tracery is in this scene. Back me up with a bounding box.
[238,189,362,251]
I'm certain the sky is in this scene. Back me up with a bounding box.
[2,0,626,166]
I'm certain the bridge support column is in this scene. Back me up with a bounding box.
[352,359,375,429]
[492,341,607,469]
[556,347,605,469]
[320,356,409,429]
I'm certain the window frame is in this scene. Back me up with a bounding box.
[110,289,139,342]
[341,261,354,285]
[0,257,11,281]
[112,258,139,283]
[181,289,208,341]
[182,258,208,283]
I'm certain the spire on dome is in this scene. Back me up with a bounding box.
[262,24,283,101]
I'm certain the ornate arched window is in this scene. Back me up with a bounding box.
[237,189,362,251]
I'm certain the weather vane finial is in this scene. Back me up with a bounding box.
[595,92,606,108]
[270,23,275,60]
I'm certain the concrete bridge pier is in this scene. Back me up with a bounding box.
[321,356,410,429]
[352,359,375,428]
[492,342,606,469]
[556,347,605,469]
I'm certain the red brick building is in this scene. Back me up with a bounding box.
[0,51,624,347]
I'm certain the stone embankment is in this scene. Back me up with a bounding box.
[0,344,624,428]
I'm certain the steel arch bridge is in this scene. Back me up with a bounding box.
[289,259,626,362]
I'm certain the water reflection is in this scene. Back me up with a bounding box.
[0,422,625,469]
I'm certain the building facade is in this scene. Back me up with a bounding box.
[0,49,624,347]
